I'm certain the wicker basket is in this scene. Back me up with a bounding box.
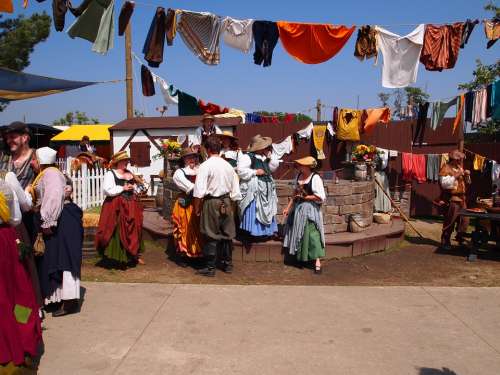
[373,213,391,224]
[349,214,372,233]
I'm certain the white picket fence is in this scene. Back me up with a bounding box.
[70,164,106,210]
[57,157,106,211]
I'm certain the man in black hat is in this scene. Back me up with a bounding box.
[1,122,36,189]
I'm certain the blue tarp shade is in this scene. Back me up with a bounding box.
[0,67,97,101]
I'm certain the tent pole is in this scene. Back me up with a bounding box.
[125,21,133,119]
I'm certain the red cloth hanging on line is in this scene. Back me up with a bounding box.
[402,152,426,183]
[198,100,229,115]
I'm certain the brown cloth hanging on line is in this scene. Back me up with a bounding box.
[277,21,355,64]
[141,65,155,97]
[118,1,135,36]
[420,22,464,71]
[166,8,178,45]
[142,7,167,67]
[354,25,377,61]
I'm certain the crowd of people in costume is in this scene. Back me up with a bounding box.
[0,118,484,372]
[168,114,327,276]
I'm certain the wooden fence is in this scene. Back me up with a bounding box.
[70,164,106,210]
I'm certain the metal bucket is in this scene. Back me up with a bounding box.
[354,163,367,181]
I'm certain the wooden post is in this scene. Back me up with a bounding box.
[125,21,133,119]
[316,99,321,121]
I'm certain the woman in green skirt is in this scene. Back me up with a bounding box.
[283,156,326,274]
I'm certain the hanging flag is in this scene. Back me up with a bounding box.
[0,68,97,101]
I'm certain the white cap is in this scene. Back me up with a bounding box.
[36,146,57,165]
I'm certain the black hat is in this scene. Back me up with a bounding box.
[3,121,30,136]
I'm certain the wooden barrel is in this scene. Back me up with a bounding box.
[82,226,98,259]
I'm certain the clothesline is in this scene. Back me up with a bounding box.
[122,1,481,28]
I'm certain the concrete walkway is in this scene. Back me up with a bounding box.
[39,283,500,375]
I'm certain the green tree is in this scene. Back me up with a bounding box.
[458,59,500,91]
[53,111,100,125]
[379,87,429,120]
[0,13,51,111]
[377,92,391,107]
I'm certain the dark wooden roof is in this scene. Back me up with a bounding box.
[110,116,242,131]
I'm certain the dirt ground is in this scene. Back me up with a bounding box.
[82,219,500,286]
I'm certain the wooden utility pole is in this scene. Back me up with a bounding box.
[316,99,321,121]
[125,21,133,119]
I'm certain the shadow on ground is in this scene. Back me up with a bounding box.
[418,367,458,375]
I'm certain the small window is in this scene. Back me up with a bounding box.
[129,142,151,167]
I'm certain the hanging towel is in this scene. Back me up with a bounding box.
[440,153,449,168]
[141,65,155,97]
[198,100,229,115]
[492,80,500,120]
[472,88,488,127]
[363,107,391,134]
[271,136,293,160]
[296,123,314,139]
[413,102,429,146]
[420,23,464,71]
[246,113,262,123]
[312,125,327,160]
[222,17,254,53]
[484,19,500,49]
[177,11,223,65]
[252,21,279,67]
[402,153,413,181]
[276,22,355,64]
[426,154,440,182]
[336,109,362,141]
[172,90,203,116]
[165,8,178,46]
[214,108,246,123]
[492,161,500,184]
[354,25,378,61]
[413,154,427,183]
[375,24,425,88]
[91,0,114,54]
[376,147,389,170]
[486,83,493,118]
[67,0,114,54]
[142,7,167,67]
[0,0,13,13]
[327,122,335,137]
[151,74,178,105]
[430,97,458,130]
[453,94,465,134]
[473,155,486,171]
[464,91,474,123]
[118,1,134,36]
[460,19,478,48]
[53,0,69,31]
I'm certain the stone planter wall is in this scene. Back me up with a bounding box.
[274,179,375,234]
[160,178,375,234]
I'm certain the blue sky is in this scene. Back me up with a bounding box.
[2,0,498,125]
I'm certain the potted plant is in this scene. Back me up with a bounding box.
[351,144,380,181]
[153,139,182,175]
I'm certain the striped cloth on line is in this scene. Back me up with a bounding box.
[177,11,223,65]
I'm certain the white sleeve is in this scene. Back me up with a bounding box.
[236,154,256,181]
[230,170,242,201]
[439,175,456,190]
[311,174,326,203]
[268,157,280,172]
[296,123,313,139]
[7,186,22,226]
[214,125,223,134]
[173,169,194,194]
[193,166,208,199]
[103,171,124,197]
[40,170,64,228]
[5,172,32,212]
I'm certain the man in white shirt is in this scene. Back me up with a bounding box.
[189,113,222,147]
[193,135,241,276]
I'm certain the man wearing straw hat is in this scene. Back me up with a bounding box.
[190,113,223,147]
[193,135,241,277]
[439,149,471,250]
[237,134,279,241]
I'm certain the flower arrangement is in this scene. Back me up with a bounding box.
[153,139,182,160]
[351,144,379,163]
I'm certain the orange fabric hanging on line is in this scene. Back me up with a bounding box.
[0,0,13,13]
[453,94,465,134]
[363,107,391,134]
[277,22,355,64]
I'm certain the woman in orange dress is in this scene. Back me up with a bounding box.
[171,147,203,263]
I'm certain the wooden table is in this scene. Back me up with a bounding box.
[459,209,500,261]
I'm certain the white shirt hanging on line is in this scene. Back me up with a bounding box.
[375,24,425,88]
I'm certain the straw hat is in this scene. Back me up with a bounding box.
[217,130,238,140]
[247,134,272,152]
[202,113,215,122]
[294,156,318,168]
[449,149,465,161]
[110,150,131,166]
[180,147,198,159]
